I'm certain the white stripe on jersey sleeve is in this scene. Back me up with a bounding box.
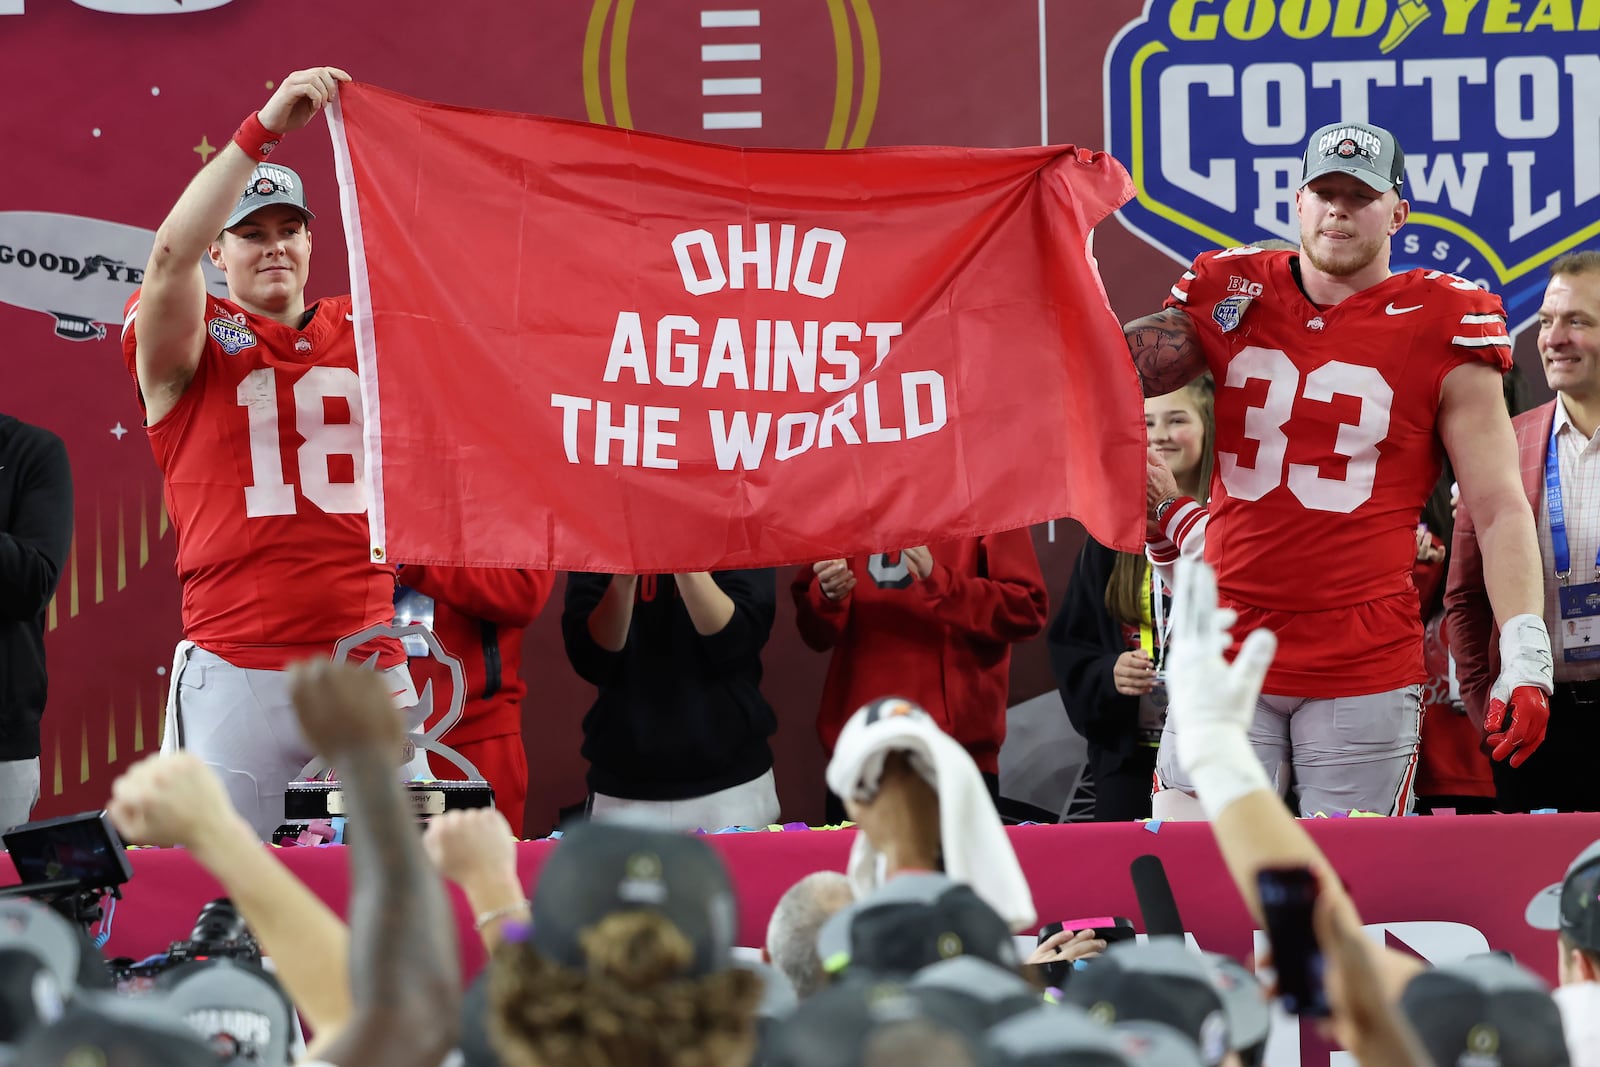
[1168,271,1200,303]
[1451,335,1513,348]
[121,304,138,341]
[1459,313,1503,325]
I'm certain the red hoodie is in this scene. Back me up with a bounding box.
[792,531,1048,774]
[399,565,555,745]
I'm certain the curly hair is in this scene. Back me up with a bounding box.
[488,909,763,1067]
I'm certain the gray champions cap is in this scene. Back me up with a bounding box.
[1301,121,1405,193]
[224,164,316,230]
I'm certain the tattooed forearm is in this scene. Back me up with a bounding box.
[1124,308,1205,397]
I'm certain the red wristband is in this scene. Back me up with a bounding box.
[232,111,283,162]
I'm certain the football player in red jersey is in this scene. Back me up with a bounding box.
[118,68,421,840]
[1122,121,1551,817]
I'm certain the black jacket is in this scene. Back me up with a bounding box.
[562,570,777,800]
[1046,537,1153,773]
[0,416,73,761]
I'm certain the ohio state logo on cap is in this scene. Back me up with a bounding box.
[1335,138,1360,158]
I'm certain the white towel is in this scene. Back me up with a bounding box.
[826,697,1037,931]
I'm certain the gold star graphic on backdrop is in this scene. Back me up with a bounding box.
[193,135,217,164]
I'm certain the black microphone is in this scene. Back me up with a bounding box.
[1131,854,1185,939]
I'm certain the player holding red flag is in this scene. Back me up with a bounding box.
[119,67,413,840]
[1123,121,1550,817]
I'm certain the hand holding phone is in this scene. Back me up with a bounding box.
[1257,866,1331,1017]
[1032,917,1134,987]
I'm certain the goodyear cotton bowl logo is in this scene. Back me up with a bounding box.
[0,212,228,341]
[1106,0,1600,331]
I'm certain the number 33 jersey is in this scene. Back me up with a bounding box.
[1165,248,1511,695]
[121,290,399,670]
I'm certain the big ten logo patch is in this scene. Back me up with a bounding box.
[582,1,879,148]
[0,212,228,341]
[1105,0,1600,332]
[1227,274,1264,297]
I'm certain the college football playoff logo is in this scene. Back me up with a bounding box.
[582,0,880,148]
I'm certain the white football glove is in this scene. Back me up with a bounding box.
[1167,558,1278,819]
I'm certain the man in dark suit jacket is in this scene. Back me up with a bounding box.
[1449,251,1600,812]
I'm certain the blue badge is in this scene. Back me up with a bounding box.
[1559,582,1600,663]
[1104,2,1598,333]
[207,317,256,355]
[1213,294,1250,333]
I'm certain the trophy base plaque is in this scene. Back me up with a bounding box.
[282,779,496,822]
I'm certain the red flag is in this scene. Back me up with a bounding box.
[329,83,1145,572]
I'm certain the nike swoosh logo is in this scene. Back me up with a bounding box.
[345,313,355,321]
[1385,303,1423,315]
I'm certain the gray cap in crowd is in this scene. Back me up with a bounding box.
[156,958,297,1066]
[908,955,1044,1029]
[531,819,738,978]
[13,999,216,1067]
[1060,940,1230,1067]
[986,1005,1203,1067]
[1526,838,1600,953]
[1202,952,1271,1054]
[767,976,997,1067]
[1399,955,1569,1067]
[816,872,1020,979]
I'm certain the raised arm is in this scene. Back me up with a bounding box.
[107,753,355,1037]
[1124,308,1207,398]
[133,67,348,423]
[288,661,460,1067]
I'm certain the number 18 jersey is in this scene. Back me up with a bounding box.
[1165,248,1511,695]
[121,290,399,670]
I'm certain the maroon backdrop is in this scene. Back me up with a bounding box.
[2,0,1543,832]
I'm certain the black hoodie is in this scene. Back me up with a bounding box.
[562,569,777,800]
[0,415,73,761]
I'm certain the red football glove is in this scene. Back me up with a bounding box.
[1485,614,1553,768]
[1484,686,1551,768]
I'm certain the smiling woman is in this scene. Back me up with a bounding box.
[1047,374,1215,823]
[1145,379,1213,502]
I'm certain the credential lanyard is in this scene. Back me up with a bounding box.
[1137,560,1170,667]
[1546,422,1598,582]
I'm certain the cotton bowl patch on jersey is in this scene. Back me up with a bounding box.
[1212,294,1250,332]
[208,317,257,355]
[1104,0,1600,333]
[0,211,227,341]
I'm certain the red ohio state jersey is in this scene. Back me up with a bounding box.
[121,290,399,670]
[1165,248,1511,695]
